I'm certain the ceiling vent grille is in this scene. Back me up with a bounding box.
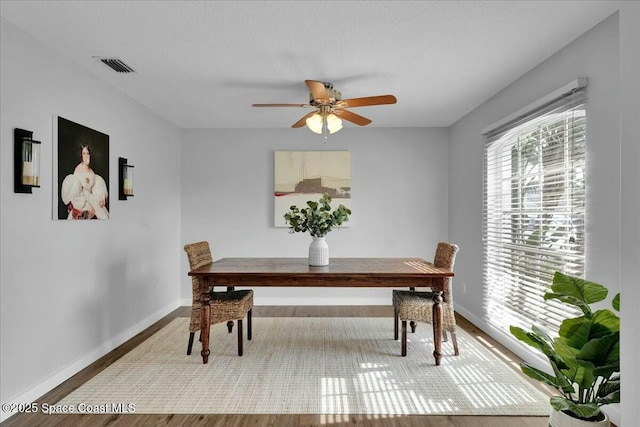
[97,58,135,73]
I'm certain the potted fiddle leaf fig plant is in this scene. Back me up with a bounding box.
[510,271,620,427]
[283,192,351,266]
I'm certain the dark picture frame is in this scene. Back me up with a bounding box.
[53,116,110,220]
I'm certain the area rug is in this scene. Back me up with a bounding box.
[56,317,550,415]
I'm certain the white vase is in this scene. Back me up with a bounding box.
[549,409,610,427]
[308,236,329,266]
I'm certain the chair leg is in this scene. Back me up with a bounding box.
[394,308,399,340]
[410,321,417,333]
[401,320,407,357]
[187,332,195,355]
[237,319,243,356]
[451,331,459,356]
[443,330,449,342]
[227,320,234,333]
[247,309,252,340]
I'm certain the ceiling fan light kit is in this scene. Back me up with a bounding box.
[306,107,343,135]
[325,113,343,134]
[305,113,324,134]
[252,80,396,142]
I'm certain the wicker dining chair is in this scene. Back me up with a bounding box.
[184,241,253,356]
[393,242,460,357]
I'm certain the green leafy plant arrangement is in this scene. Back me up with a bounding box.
[283,193,351,238]
[510,271,620,422]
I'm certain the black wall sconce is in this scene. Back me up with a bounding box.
[118,157,134,200]
[14,128,41,193]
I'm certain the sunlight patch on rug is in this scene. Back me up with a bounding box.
[56,317,551,415]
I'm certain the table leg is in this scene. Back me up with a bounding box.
[401,320,407,356]
[409,287,417,333]
[432,291,443,366]
[201,288,211,364]
[226,286,235,333]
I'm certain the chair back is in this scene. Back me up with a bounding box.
[184,241,213,296]
[184,241,214,331]
[184,241,213,271]
[433,242,459,303]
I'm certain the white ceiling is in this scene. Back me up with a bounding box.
[1,1,621,129]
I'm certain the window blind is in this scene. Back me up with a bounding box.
[482,81,587,336]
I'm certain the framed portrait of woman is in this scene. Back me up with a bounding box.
[53,116,110,220]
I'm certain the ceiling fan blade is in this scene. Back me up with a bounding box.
[336,109,372,126]
[305,80,329,102]
[341,95,397,108]
[292,111,317,128]
[252,103,310,107]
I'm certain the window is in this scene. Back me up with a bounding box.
[482,80,587,336]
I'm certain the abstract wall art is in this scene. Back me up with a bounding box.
[274,150,351,227]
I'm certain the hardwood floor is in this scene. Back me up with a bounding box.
[2,306,554,427]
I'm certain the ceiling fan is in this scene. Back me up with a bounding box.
[252,80,397,138]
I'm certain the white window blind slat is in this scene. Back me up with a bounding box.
[482,82,587,335]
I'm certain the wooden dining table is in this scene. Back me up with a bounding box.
[188,257,454,365]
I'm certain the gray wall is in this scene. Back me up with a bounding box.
[617,4,640,427]
[0,19,182,416]
[1,3,638,426]
[448,12,634,425]
[450,13,620,321]
[180,127,450,305]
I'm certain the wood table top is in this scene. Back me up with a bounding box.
[189,258,452,287]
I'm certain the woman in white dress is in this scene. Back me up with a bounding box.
[60,143,109,219]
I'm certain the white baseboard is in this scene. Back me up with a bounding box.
[254,297,391,306]
[0,302,178,423]
[181,296,392,307]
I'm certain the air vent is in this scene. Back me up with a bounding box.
[97,57,135,73]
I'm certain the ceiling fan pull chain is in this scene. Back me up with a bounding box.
[323,116,328,144]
